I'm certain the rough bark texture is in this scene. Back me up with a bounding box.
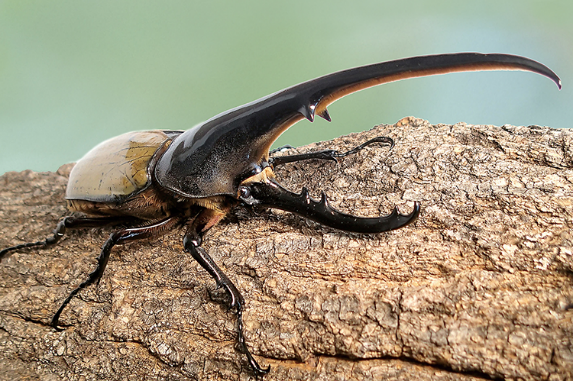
[1,117,572,381]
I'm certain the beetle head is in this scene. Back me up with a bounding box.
[154,53,559,231]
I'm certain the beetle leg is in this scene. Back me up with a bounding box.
[239,178,420,233]
[269,136,393,167]
[51,216,181,329]
[183,214,270,376]
[0,216,135,260]
[183,233,244,309]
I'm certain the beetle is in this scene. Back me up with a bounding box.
[0,53,561,375]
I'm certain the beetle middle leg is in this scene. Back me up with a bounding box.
[269,136,394,167]
[51,216,182,329]
[183,209,270,375]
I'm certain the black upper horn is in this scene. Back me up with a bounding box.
[154,53,561,199]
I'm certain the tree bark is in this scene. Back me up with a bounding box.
[1,117,572,381]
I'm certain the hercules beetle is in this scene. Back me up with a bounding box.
[0,53,561,375]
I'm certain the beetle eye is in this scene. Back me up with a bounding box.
[239,186,251,199]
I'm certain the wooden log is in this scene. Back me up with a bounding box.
[1,118,572,380]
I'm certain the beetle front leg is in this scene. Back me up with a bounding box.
[183,217,270,376]
[269,136,393,167]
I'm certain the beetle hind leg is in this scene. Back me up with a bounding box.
[0,216,132,260]
[51,216,181,329]
[269,136,393,167]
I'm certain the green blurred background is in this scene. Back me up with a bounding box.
[0,0,571,174]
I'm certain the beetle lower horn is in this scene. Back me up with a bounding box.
[239,179,420,233]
